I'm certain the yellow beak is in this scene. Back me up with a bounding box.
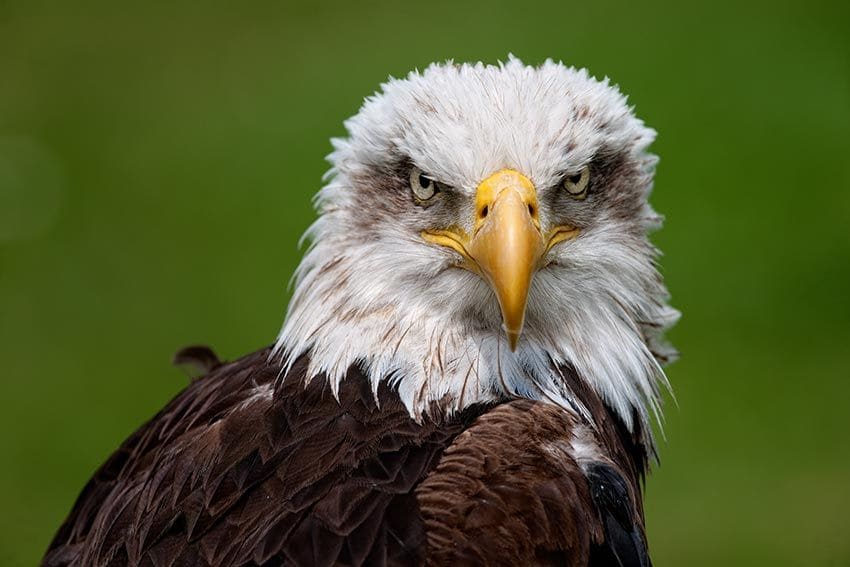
[423,169,579,350]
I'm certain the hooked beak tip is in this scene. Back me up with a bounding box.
[506,330,521,352]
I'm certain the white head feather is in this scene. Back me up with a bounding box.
[274,56,678,439]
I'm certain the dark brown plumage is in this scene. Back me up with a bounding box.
[172,345,222,379]
[44,348,650,566]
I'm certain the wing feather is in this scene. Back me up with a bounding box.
[416,399,650,566]
[44,348,486,566]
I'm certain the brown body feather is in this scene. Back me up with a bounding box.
[45,348,650,566]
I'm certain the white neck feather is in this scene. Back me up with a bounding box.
[274,207,678,436]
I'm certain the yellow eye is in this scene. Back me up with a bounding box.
[563,166,590,198]
[410,167,439,202]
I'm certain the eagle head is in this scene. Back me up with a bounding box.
[276,57,678,434]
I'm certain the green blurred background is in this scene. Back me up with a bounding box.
[1,0,848,564]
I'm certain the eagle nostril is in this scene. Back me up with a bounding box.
[527,204,535,217]
[480,205,489,219]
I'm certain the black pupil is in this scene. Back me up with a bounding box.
[568,173,583,184]
[419,174,432,190]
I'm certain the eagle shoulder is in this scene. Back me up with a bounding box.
[44,348,486,566]
[416,400,650,567]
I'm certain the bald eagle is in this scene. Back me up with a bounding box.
[45,57,678,567]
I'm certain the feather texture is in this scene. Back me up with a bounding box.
[45,347,650,566]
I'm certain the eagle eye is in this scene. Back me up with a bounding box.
[562,166,590,198]
[410,167,440,202]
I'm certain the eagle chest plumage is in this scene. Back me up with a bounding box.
[44,348,650,566]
